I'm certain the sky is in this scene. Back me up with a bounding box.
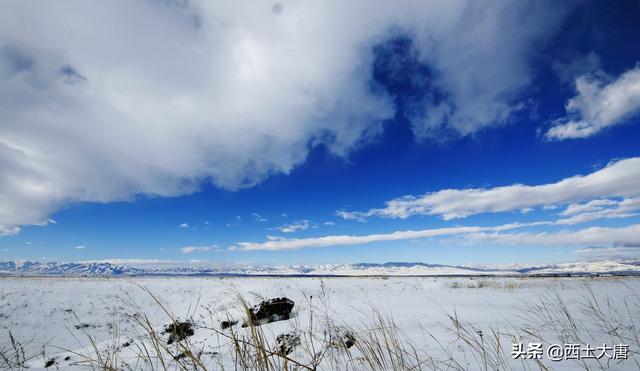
[1,0,640,266]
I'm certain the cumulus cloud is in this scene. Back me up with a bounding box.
[180,245,218,254]
[339,157,640,220]
[546,66,640,140]
[178,223,189,229]
[233,222,540,251]
[0,0,571,235]
[74,244,86,250]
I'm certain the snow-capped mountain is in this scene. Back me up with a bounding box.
[0,261,133,275]
[1,260,639,276]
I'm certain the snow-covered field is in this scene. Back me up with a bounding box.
[2,276,639,370]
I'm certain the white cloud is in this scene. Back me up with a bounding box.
[336,210,368,223]
[556,197,640,225]
[561,198,617,216]
[276,219,311,233]
[180,245,217,254]
[0,0,572,234]
[339,157,640,220]
[252,213,267,222]
[575,245,640,260]
[1,226,20,236]
[178,223,189,229]
[233,222,539,251]
[74,244,86,249]
[552,52,601,85]
[0,218,55,237]
[546,66,640,140]
[275,196,640,253]
[466,224,640,247]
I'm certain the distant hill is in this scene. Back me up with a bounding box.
[1,260,639,276]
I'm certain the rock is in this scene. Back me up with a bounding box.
[332,329,356,349]
[220,319,238,329]
[173,351,192,361]
[162,321,195,344]
[44,358,55,368]
[243,297,294,327]
[276,333,301,355]
[342,332,356,349]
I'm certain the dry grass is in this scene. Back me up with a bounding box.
[448,277,538,290]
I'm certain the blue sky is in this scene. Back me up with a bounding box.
[1,0,640,265]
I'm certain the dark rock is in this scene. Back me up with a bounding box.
[342,332,356,349]
[173,351,191,360]
[44,358,55,368]
[74,323,91,330]
[276,333,300,355]
[64,356,71,361]
[243,297,294,327]
[221,319,238,329]
[162,321,195,344]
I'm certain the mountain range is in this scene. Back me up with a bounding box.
[1,260,640,276]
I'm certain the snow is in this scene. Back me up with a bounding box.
[2,276,639,370]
